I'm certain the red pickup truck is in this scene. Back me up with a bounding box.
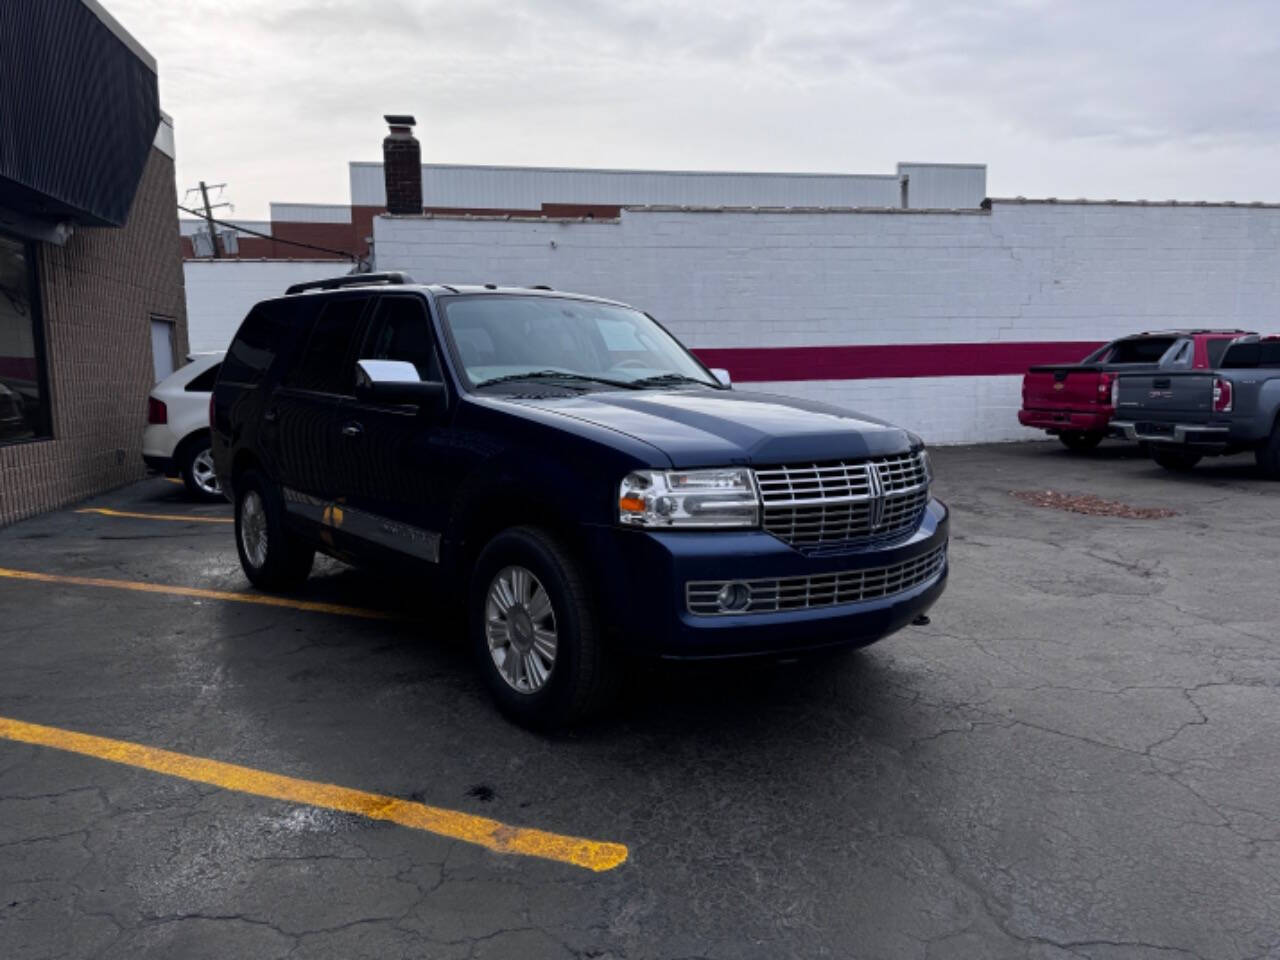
[1019,330,1251,450]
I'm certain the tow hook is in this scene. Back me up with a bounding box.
[912,614,931,626]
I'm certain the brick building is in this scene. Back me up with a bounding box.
[0,0,186,525]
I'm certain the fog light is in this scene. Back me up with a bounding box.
[716,581,751,612]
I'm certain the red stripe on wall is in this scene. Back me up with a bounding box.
[691,341,1107,382]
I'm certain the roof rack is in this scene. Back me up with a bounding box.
[529,284,553,290]
[285,271,415,295]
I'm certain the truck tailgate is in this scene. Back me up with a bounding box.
[1115,373,1214,422]
[1022,366,1108,411]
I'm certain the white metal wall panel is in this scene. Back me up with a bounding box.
[182,261,356,353]
[179,219,271,237]
[350,160,904,209]
[897,164,987,210]
[269,203,353,224]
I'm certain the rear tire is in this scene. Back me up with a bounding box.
[1059,431,1105,452]
[1255,420,1280,479]
[470,526,619,729]
[234,469,314,591]
[1151,448,1202,473]
[178,433,223,502]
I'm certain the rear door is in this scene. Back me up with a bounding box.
[264,293,372,530]
[336,294,450,565]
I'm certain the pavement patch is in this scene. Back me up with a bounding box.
[0,567,393,620]
[0,714,629,872]
[1010,489,1179,519]
[75,507,233,524]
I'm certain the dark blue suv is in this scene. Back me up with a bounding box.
[212,273,949,726]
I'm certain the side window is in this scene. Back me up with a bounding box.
[185,363,221,392]
[1206,338,1234,368]
[1160,339,1193,369]
[359,296,441,381]
[286,296,369,394]
[222,305,285,386]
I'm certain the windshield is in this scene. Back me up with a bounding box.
[441,296,718,389]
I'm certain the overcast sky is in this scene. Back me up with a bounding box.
[110,0,1280,219]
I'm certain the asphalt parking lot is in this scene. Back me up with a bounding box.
[1,441,1277,960]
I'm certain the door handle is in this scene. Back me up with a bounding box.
[263,408,278,423]
[341,422,363,438]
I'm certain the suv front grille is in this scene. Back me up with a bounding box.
[686,544,946,616]
[754,451,930,549]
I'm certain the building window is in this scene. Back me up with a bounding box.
[0,232,50,443]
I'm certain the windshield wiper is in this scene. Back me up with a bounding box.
[474,369,641,390]
[627,373,718,388]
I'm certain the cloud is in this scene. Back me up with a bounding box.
[106,0,1280,216]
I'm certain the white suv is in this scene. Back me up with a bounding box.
[142,352,225,501]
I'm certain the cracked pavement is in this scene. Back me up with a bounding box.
[0,441,1277,959]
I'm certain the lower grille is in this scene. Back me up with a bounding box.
[686,544,947,616]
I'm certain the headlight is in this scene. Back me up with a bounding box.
[619,468,759,528]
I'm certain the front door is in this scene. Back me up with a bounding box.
[336,294,450,566]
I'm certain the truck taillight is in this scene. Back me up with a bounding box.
[1213,377,1233,413]
[1099,373,1115,406]
[1109,376,1119,409]
[147,397,167,424]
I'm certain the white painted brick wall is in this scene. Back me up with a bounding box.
[366,202,1280,443]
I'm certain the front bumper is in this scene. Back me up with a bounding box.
[1018,408,1112,434]
[589,499,949,658]
[1109,420,1231,447]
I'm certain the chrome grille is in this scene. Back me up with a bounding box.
[754,452,930,549]
[686,545,946,616]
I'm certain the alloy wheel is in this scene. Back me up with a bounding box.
[192,448,221,496]
[239,490,269,569]
[485,565,558,694]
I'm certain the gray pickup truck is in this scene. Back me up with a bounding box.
[1112,337,1280,476]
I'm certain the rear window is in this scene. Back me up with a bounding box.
[285,295,370,394]
[1223,340,1280,368]
[184,363,221,392]
[220,305,288,386]
[1106,337,1178,364]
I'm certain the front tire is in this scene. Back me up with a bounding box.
[178,434,223,502]
[1151,448,1202,473]
[469,527,618,729]
[234,470,315,591]
[1058,430,1104,452]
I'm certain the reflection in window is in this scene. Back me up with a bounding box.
[0,233,49,443]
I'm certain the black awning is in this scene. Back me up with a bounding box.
[0,0,161,228]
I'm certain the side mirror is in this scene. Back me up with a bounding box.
[355,359,446,407]
[710,367,732,387]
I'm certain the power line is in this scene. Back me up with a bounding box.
[176,203,364,265]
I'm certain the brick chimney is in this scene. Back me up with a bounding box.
[382,114,422,215]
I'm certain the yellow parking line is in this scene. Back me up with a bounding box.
[0,715,628,872]
[76,507,233,524]
[0,567,394,621]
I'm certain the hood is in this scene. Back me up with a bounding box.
[496,388,914,467]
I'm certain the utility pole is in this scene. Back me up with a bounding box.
[183,182,232,258]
